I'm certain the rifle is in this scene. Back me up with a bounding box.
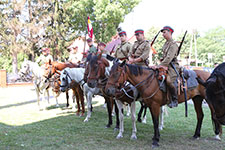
[177,30,187,56]
[151,30,161,47]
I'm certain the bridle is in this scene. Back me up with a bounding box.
[60,71,73,89]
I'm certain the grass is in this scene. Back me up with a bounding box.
[0,86,225,150]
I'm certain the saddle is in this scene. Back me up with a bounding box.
[157,67,199,94]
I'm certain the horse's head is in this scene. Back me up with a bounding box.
[20,59,31,77]
[105,61,127,96]
[60,69,72,92]
[43,59,58,79]
[51,74,61,96]
[86,54,109,88]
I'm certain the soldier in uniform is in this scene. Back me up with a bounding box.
[128,29,150,66]
[87,38,97,54]
[36,48,53,66]
[160,26,179,108]
[113,30,132,61]
[97,42,109,55]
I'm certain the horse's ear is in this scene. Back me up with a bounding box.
[119,60,126,67]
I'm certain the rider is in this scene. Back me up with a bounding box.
[36,48,53,66]
[87,38,97,55]
[128,29,150,66]
[113,30,132,61]
[97,42,109,55]
[160,26,179,108]
[68,45,82,64]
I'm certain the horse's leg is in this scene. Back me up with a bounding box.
[192,96,204,139]
[35,84,41,110]
[142,105,147,124]
[78,86,85,117]
[126,104,131,117]
[159,106,165,130]
[207,102,222,140]
[149,103,161,148]
[84,91,92,122]
[114,99,120,130]
[73,88,80,116]
[137,101,144,122]
[105,97,113,128]
[66,90,69,107]
[130,101,137,140]
[115,100,124,139]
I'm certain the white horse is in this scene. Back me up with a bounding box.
[20,60,58,110]
[59,67,102,122]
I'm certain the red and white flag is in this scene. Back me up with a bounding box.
[87,16,93,39]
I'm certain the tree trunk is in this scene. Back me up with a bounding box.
[12,51,18,74]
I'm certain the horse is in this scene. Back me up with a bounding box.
[198,62,225,125]
[44,60,84,114]
[105,61,222,148]
[59,67,116,128]
[19,59,54,110]
[86,54,166,140]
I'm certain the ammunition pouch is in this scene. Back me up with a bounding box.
[158,65,168,80]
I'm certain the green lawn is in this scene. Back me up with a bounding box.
[0,86,225,150]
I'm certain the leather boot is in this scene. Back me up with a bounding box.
[167,81,178,108]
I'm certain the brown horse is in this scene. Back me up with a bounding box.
[105,61,222,148]
[86,54,166,139]
[84,54,119,129]
[44,60,85,116]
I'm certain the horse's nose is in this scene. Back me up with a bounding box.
[105,88,115,96]
[87,81,96,88]
[60,87,66,92]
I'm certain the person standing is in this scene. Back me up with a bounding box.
[160,26,179,108]
[128,29,150,66]
[114,30,132,61]
[87,38,97,55]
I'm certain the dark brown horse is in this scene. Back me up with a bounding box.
[198,62,225,125]
[44,60,85,116]
[84,54,119,129]
[105,61,222,147]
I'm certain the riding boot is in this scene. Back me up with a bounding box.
[167,81,178,108]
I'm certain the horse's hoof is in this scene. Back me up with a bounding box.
[80,113,85,117]
[213,135,221,141]
[130,135,137,140]
[116,134,123,139]
[137,118,142,123]
[192,136,200,140]
[56,104,59,107]
[105,124,111,128]
[114,127,119,131]
[159,126,163,131]
[152,142,159,149]
[142,120,147,124]
[84,118,89,122]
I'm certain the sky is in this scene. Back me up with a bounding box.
[120,0,225,37]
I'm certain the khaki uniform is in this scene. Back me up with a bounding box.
[36,54,53,66]
[160,39,179,83]
[130,40,150,66]
[114,41,132,60]
[88,45,97,54]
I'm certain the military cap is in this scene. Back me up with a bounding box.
[87,38,93,43]
[135,29,144,35]
[161,26,174,33]
[118,30,127,36]
[98,42,106,47]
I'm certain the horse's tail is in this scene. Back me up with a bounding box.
[196,77,207,87]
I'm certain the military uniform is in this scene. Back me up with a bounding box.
[114,41,132,60]
[160,38,179,83]
[130,40,150,66]
[88,45,97,54]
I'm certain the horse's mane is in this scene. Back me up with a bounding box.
[89,55,98,68]
[126,64,143,76]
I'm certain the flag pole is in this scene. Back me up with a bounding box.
[83,16,88,59]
